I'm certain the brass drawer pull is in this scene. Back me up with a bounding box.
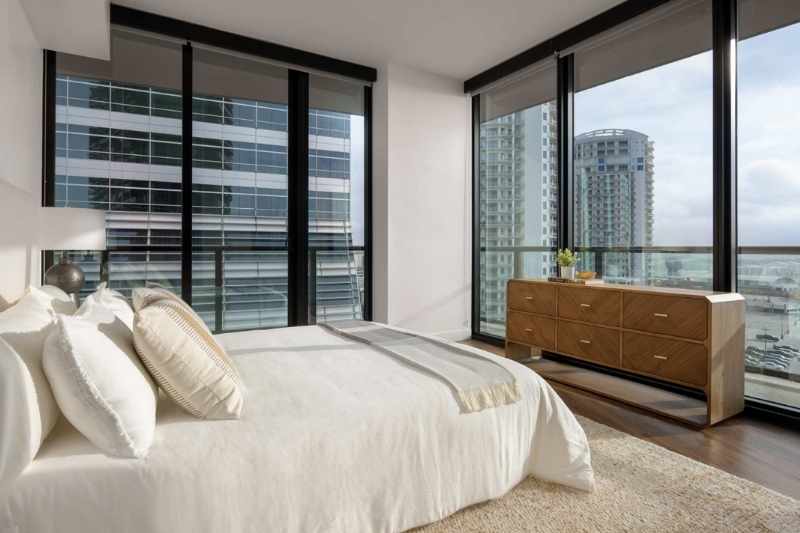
[524,328,533,332]
[653,312,669,318]
[580,303,592,309]
[579,339,591,345]
[524,296,534,300]
[653,355,668,360]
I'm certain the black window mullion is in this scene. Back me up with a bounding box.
[42,50,56,208]
[712,0,737,292]
[181,42,193,304]
[363,85,373,321]
[471,94,481,338]
[287,70,309,326]
[557,54,575,252]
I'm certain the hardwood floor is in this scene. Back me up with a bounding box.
[465,339,800,500]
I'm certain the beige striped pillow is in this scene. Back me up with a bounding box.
[132,296,243,419]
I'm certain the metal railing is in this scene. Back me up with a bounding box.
[479,244,800,284]
[477,244,800,386]
[53,244,366,334]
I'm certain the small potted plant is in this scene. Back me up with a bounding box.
[557,249,578,280]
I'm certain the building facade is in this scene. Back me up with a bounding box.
[574,129,654,282]
[54,75,364,331]
[479,102,559,336]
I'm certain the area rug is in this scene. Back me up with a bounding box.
[415,416,800,532]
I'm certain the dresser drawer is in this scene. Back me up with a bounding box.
[507,281,556,316]
[622,332,708,388]
[623,293,707,340]
[558,286,621,327]
[507,311,556,350]
[557,321,620,368]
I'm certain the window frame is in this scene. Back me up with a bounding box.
[42,8,373,331]
[467,0,800,420]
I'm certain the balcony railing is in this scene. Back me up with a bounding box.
[51,245,366,334]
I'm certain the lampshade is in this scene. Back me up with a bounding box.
[37,207,106,251]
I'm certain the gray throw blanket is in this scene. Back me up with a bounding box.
[319,320,520,413]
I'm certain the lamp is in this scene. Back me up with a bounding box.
[38,207,106,304]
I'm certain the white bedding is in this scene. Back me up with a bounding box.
[1,325,593,533]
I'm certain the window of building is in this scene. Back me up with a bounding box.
[54,30,184,298]
[737,0,800,409]
[477,60,557,338]
[48,27,371,333]
[308,74,366,323]
[190,47,290,330]
[572,0,712,289]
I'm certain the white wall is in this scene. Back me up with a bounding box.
[372,63,471,340]
[0,0,43,307]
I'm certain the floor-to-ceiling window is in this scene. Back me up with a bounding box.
[477,61,558,338]
[54,30,184,299]
[47,22,372,332]
[738,0,800,409]
[572,0,713,289]
[308,75,367,323]
[191,47,290,331]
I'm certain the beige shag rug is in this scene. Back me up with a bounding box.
[415,416,800,532]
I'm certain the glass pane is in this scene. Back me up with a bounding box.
[308,75,366,323]
[54,30,183,298]
[478,61,558,337]
[192,47,289,330]
[108,251,181,297]
[738,1,800,409]
[573,1,712,289]
[224,251,289,330]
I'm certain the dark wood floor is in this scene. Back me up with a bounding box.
[465,339,800,500]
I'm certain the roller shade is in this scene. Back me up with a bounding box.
[57,29,182,91]
[739,0,800,40]
[479,60,556,122]
[309,75,364,116]
[193,46,287,104]
[572,0,712,93]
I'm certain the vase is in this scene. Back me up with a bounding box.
[560,265,576,280]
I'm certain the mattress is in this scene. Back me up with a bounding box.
[1,325,593,533]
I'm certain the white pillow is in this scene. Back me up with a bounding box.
[83,282,134,332]
[38,285,77,315]
[43,298,157,458]
[0,287,61,488]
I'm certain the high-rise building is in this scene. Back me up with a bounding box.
[574,129,654,282]
[479,102,559,336]
[54,75,364,331]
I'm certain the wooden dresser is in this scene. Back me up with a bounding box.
[505,279,745,426]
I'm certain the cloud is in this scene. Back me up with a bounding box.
[576,50,714,245]
[572,23,800,246]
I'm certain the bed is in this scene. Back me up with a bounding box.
[1,324,594,533]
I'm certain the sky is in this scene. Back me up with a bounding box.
[574,22,800,246]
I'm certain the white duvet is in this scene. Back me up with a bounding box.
[1,325,593,533]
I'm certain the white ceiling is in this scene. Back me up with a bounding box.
[114,0,626,81]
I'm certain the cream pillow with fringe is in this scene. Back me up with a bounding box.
[132,291,243,419]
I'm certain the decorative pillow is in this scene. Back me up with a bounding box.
[84,282,134,332]
[0,287,61,488]
[131,285,185,313]
[43,298,157,458]
[133,297,243,419]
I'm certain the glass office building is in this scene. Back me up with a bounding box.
[54,73,364,330]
